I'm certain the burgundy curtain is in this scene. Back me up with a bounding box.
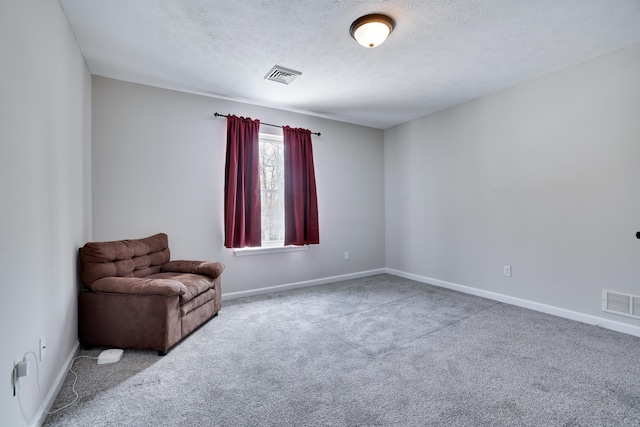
[283,126,319,246]
[224,115,261,248]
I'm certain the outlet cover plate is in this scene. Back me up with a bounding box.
[39,335,46,362]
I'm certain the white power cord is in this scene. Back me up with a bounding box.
[18,350,99,422]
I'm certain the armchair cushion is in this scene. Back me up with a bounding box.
[147,272,216,303]
[80,233,170,288]
[91,277,186,297]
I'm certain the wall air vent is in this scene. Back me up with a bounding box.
[264,65,302,85]
[602,289,640,319]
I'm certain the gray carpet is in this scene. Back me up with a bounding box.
[44,274,640,426]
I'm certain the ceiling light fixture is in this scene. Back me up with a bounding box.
[349,14,395,48]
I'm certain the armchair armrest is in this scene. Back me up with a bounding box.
[91,277,186,297]
[162,260,225,280]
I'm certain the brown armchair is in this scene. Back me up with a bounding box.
[78,233,223,355]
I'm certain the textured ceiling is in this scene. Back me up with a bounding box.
[58,0,640,129]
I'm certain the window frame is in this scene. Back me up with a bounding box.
[233,132,309,256]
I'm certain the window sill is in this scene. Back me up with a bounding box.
[233,245,309,257]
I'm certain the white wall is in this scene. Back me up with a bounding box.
[385,44,640,332]
[91,76,385,294]
[0,1,92,425]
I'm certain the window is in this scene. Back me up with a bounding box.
[224,115,318,254]
[259,133,284,246]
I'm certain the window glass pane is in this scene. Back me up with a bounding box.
[259,135,284,245]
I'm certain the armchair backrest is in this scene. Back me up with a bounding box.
[80,233,170,289]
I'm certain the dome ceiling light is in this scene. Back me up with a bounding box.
[349,14,395,48]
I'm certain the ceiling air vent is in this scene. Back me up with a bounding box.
[602,289,640,319]
[264,65,302,85]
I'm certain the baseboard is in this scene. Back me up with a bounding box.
[32,340,80,427]
[385,268,640,339]
[222,268,386,301]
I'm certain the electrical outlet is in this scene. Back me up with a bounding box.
[504,265,512,277]
[344,251,350,260]
[39,335,46,362]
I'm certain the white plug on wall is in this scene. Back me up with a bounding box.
[13,359,30,394]
[16,360,30,378]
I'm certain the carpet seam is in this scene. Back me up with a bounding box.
[371,301,502,356]
[312,288,434,326]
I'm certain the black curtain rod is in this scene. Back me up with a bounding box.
[214,112,321,136]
